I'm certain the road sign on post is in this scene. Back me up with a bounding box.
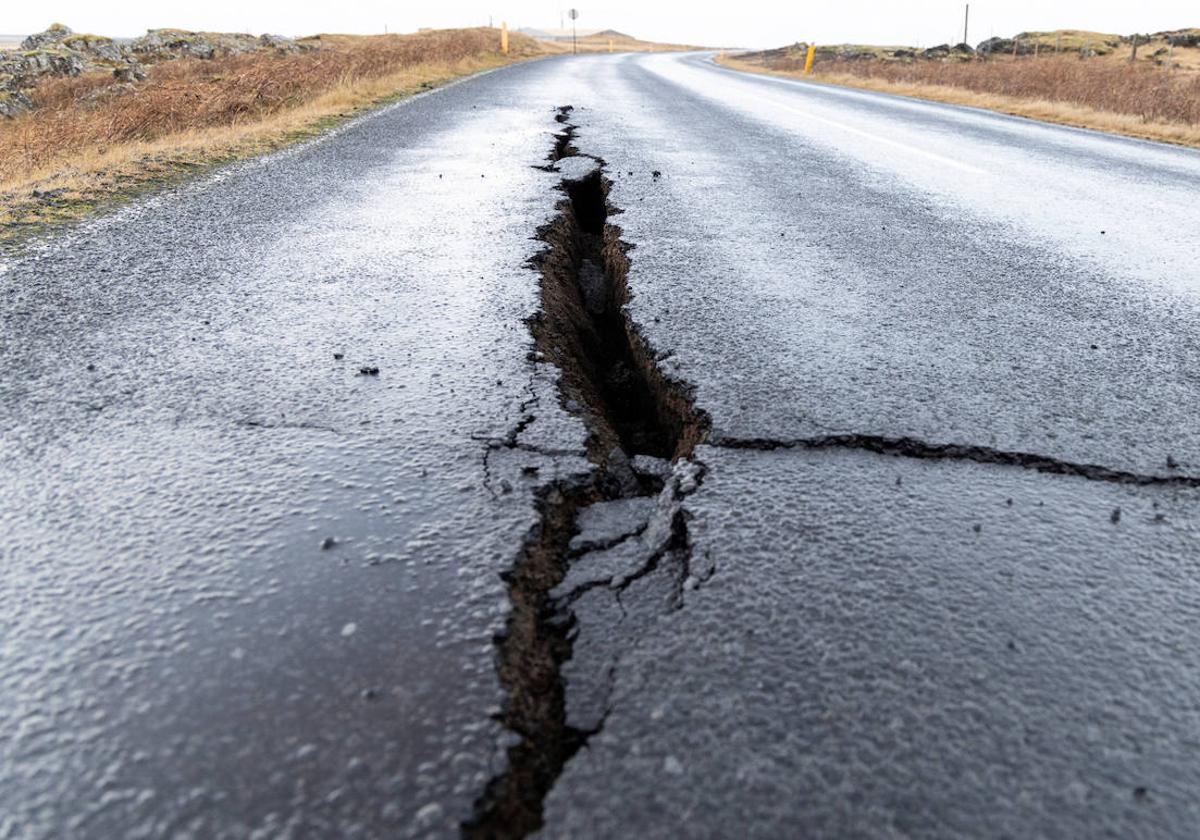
[569,8,579,55]
[501,21,509,54]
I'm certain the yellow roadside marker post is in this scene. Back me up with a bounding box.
[805,44,816,74]
[609,38,614,53]
[501,21,509,54]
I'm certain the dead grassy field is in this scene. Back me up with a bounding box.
[722,32,1200,148]
[0,28,544,241]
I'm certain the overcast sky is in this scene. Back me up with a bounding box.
[6,1,1197,48]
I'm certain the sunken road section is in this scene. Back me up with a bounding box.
[464,106,709,839]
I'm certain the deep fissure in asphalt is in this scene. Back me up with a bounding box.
[464,108,707,839]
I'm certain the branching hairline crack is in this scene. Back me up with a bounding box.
[709,433,1200,487]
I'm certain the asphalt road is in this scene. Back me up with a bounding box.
[3,51,1200,839]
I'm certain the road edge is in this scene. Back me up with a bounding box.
[716,54,1200,152]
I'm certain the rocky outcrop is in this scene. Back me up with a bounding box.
[1157,29,1200,48]
[922,42,975,61]
[129,28,305,62]
[814,45,881,62]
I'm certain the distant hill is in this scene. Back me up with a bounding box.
[518,27,604,41]
[519,26,702,52]
[591,29,635,40]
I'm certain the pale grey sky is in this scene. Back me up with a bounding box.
[5,1,1196,49]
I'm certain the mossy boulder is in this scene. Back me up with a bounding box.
[977,37,1017,55]
[0,45,87,86]
[20,23,72,50]
[62,33,126,62]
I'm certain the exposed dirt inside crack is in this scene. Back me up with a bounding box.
[464,480,599,840]
[464,106,709,839]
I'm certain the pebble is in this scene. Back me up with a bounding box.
[415,803,444,827]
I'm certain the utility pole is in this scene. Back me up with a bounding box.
[963,4,969,46]
[569,8,578,55]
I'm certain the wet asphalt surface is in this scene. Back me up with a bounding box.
[4,51,1200,838]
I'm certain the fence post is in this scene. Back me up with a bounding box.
[1129,33,1138,63]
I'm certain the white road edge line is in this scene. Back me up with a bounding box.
[773,102,988,176]
[689,57,988,176]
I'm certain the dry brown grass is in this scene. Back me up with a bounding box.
[722,51,1200,148]
[0,28,544,240]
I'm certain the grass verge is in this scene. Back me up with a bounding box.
[719,54,1200,149]
[0,28,544,245]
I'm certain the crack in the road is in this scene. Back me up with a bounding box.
[465,103,1181,839]
[464,106,708,840]
[710,434,1200,486]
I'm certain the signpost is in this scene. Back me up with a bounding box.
[569,8,579,55]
